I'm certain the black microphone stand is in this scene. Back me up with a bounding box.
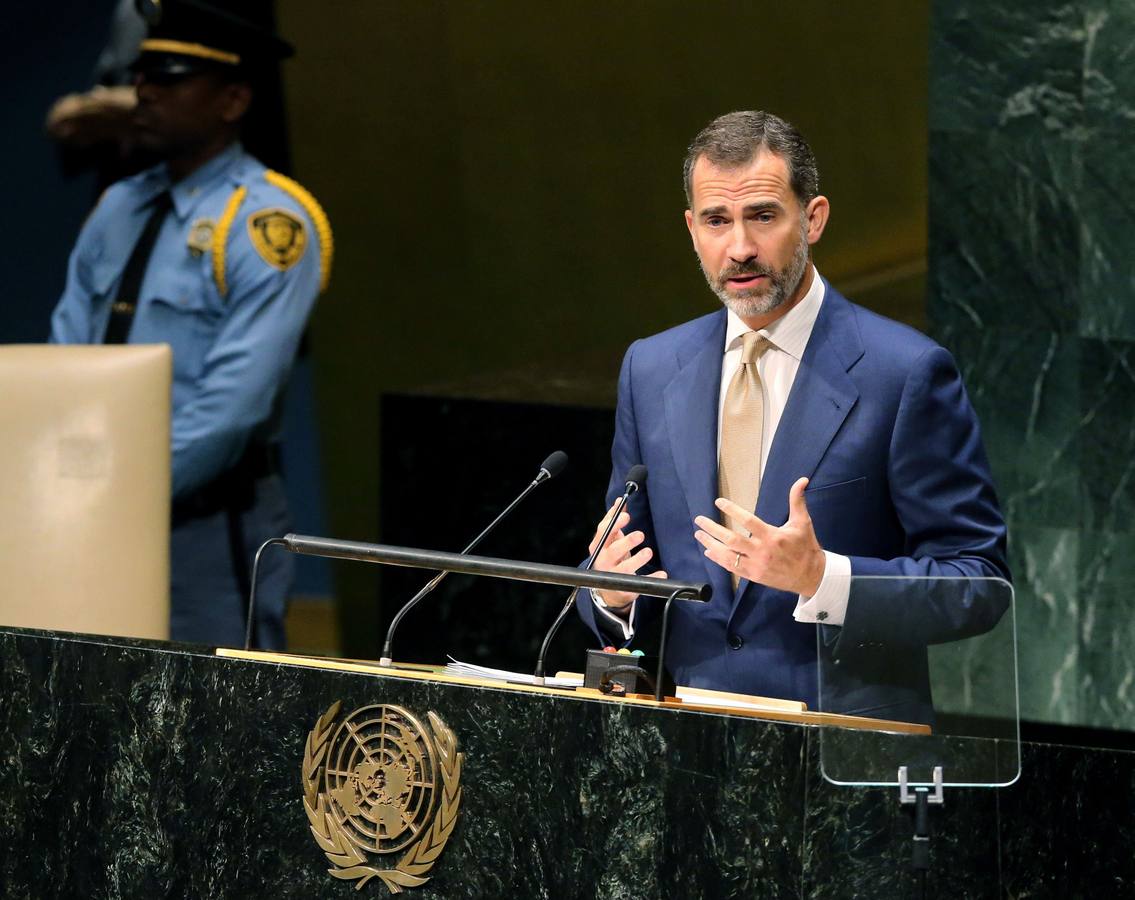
[277,536,708,598]
[254,535,708,609]
[378,451,567,667]
[532,467,644,685]
[243,537,287,651]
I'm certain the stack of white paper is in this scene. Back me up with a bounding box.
[445,657,583,689]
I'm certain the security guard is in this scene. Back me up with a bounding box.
[49,0,332,649]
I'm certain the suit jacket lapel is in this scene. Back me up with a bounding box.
[738,283,863,602]
[663,311,731,606]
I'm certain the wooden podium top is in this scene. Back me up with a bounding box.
[215,648,930,735]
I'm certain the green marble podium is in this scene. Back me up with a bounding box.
[1,625,1133,898]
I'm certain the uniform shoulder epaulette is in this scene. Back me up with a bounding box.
[210,172,333,297]
[264,170,333,293]
[212,184,248,296]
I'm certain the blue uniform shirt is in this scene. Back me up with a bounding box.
[50,143,324,499]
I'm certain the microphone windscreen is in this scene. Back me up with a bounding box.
[625,464,648,490]
[539,450,569,480]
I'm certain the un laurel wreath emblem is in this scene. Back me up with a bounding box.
[303,702,463,893]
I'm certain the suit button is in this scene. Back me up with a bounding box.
[728,634,743,650]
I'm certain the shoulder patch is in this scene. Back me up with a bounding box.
[264,170,333,293]
[247,207,307,271]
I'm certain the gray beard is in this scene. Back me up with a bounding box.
[702,221,811,318]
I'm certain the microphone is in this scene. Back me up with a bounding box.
[378,449,568,667]
[532,463,647,684]
[539,451,569,483]
[623,465,647,495]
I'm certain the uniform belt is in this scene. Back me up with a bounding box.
[172,443,281,525]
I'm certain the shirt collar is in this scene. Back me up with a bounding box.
[159,142,244,219]
[723,264,825,361]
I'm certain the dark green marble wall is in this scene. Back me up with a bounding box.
[3,627,1135,898]
[929,2,1135,730]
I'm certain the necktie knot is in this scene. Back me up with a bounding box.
[740,331,770,366]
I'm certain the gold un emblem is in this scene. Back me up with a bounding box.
[303,702,463,893]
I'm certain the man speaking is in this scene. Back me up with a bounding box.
[576,110,1009,722]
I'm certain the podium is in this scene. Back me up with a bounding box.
[3,624,1133,897]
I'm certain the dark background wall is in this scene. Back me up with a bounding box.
[1,0,119,341]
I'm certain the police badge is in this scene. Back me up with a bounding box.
[303,702,463,893]
[187,218,215,257]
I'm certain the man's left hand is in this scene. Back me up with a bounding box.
[693,476,826,596]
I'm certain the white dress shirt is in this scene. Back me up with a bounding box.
[595,266,851,639]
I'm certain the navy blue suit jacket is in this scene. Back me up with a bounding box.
[577,282,1010,722]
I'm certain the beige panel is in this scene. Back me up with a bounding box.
[0,345,171,639]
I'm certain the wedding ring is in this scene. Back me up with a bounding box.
[734,552,741,568]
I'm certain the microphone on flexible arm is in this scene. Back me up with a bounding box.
[377,449,569,667]
[532,464,647,685]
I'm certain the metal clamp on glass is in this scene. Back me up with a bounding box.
[899,765,944,899]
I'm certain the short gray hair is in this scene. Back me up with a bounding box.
[682,110,819,208]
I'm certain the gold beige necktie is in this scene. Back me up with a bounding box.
[719,332,770,587]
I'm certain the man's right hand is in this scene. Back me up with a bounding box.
[589,500,667,616]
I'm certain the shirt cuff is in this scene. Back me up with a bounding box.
[792,551,850,626]
[591,590,636,641]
